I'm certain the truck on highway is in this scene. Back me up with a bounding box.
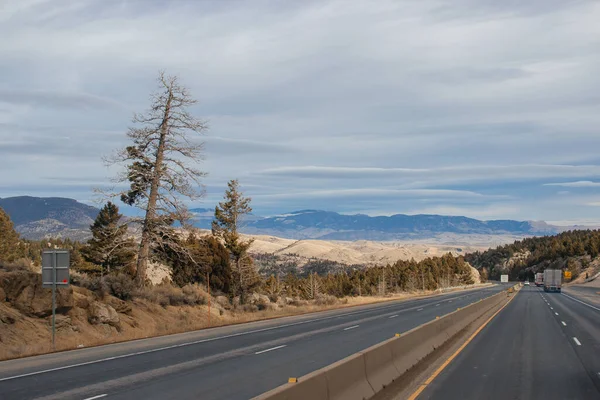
[543,269,562,293]
[535,272,544,287]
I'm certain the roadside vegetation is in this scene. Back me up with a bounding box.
[466,230,600,282]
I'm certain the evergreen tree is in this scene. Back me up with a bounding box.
[105,72,207,286]
[0,207,21,263]
[170,234,233,294]
[212,179,258,303]
[82,202,136,275]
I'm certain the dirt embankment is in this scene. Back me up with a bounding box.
[0,269,486,361]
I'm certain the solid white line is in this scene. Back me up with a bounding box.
[562,321,567,326]
[573,337,582,346]
[344,325,360,331]
[389,315,398,319]
[562,293,600,312]
[555,312,559,316]
[83,395,107,400]
[417,308,423,311]
[0,287,500,382]
[255,345,286,355]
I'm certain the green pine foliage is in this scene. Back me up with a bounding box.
[81,202,136,275]
[170,234,233,294]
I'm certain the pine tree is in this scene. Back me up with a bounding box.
[170,234,233,294]
[0,207,21,263]
[212,179,257,303]
[105,71,207,286]
[82,202,136,275]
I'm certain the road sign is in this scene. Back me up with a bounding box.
[42,250,70,288]
[42,249,70,350]
[564,271,572,280]
[500,274,509,283]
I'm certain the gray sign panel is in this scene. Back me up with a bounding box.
[42,250,70,288]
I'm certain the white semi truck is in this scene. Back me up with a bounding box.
[543,269,562,293]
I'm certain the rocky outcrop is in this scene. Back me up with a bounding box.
[88,301,120,328]
[0,271,73,317]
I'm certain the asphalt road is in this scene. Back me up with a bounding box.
[419,285,600,400]
[0,285,506,400]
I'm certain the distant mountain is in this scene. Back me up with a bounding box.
[190,207,263,230]
[235,210,559,240]
[1,197,560,242]
[0,196,99,240]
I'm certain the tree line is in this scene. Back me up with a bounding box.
[466,229,600,281]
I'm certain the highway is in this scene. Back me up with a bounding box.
[0,285,505,400]
[417,285,600,400]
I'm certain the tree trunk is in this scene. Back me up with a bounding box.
[135,91,172,286]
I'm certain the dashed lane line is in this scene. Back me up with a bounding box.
[255,345,287,355]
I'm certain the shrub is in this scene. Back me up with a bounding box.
[314,294,338,306]
[103,274,135,301]
[133,286,169,307]
[0,258,33,272]
[74,274,107,298]
[133,284,207,307]
[181,284,207,306]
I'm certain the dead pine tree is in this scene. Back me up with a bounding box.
[104,71,207,286]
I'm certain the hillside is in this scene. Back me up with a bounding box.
[247,234,490,266]
[0,196,99,240]
[466,230,600,282]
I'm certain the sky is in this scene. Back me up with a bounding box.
[1,0,600,224]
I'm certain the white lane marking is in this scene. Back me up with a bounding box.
[0,287,502,382]
[389,315,398,319]
[448,300,452,303]
[550,307,554,310]
[562,293,600,312]
[562,321,567,326]
[555,312,559,316]
[417,308,423,311]
[344,325,360,331]
[83,395,107,400]
[255,345,286,355]
[435,304,440,307]
[573,337,582,346]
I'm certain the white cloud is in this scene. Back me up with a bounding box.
[543,181,600,187]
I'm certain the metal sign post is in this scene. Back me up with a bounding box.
[42,250,70,351]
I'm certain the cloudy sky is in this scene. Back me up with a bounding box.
[1,0,600,223]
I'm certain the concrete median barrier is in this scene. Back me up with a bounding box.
[363,339,399,392]
[253,368,329,400]
[254,289,511,400]
[325,353,374,400]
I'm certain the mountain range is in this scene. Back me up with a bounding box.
[189,208,558,240]
[0,196,560,241]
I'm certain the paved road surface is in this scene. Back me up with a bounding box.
[564,284,600,307]
[0,285,505,400]
[419,285,600,400]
